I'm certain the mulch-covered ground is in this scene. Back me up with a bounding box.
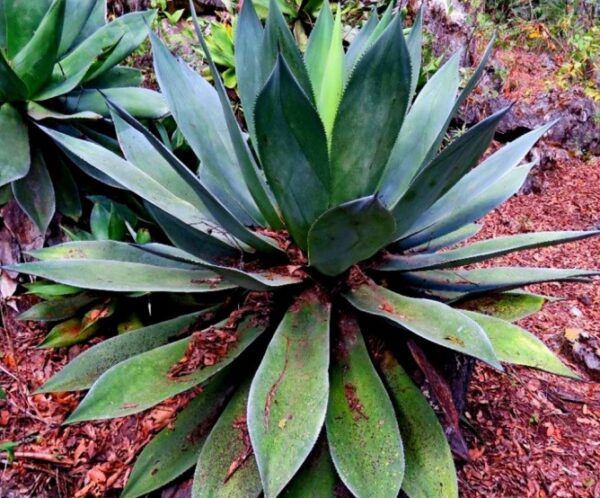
[1,25,600,498]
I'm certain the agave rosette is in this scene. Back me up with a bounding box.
[9,1,599,497]
[0,0,166,231]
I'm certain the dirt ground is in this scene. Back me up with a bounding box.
[1,18,600,498]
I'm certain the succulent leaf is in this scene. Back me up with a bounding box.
[0,103,30,186]
[248,291,330,497]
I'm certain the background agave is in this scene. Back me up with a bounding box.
[0,0,166,232]
[9,1,599,497]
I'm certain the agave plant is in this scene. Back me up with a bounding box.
[9,1,598,497]
[0,0,166,232]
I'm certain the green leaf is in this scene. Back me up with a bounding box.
[305,5,343,138]
[379,352,458,498]
[410,223,482,253]
[281,437,337,497]
[150,32,264,227]
[248,291,330,497]
[0,50,27,101]
[330,14,412,204]
[56,11,156,83]
[104,103,281,254]
[378,53,460,207]
[18,292,98,322]
[399,164,534,249]
[140,242,304,292]
[50,155,81,220]
[71,0,105,46]
[392,106,511,237]
[84,65,142,89]
[10,240,235,293]
[11,0,65,95]
[23,281,81,298]
[326,312,404,498]
[263,0,314,102]
[458,292,547,322]
[122,372,232,498]
[344,9,378,77]
[235,0,266,149]
[404,122,556,239]
[90,202,125,240]
[308,196,395,276]
[33,62,94,101]
[27,102,102,121]
[58,0,97,55]
[12,149,55,233]
[38,312,207,393]
[0,103,30,187]
[189,8,283,230]
[462,310,577,378]
[66,314,266,422]
[345,283,502,369]
[40,126,214,231]
[255,55,329,249]
[4,0,52,58]
[406,6,423,101]
[380,231,600,271]
[401,267,599,297]
[192,380,262,498]
[60,88,168,119]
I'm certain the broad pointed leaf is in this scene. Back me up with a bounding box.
[192,380,262,498]
[379,352,458,498]
[326,312,404,498]
[378,53,460,207]
[401,267,599,297]
[66,315,266,422]
[0,50,27,100]
[248,291,330,497]
[393,106,511,236]
[410,223,483,253]
[399,164,534,249]
[121,372,232,498]
[4,0,52,58]
[345,283,502,369]
[330,14,411,204]
[150,31,263,227]
[37,312,209,393]
[255,56,329,249]
[344,9,378,76]
[308,196,395,276]
[57,0,97,55]
[0,103,30,187]
[11,0,65,95]
[462,310,577,378]
[50,155,81,220]
[406,6,423,101]
[380,231,599,271]
[12,149,55,233]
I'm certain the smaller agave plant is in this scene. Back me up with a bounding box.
[0,0,166,232]
[8,1,599,497]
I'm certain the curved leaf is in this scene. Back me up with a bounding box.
[345,283,502,369]
[326,312,404,498]
[462,310,577,378]
[0,103,30,187]
[248,291,330,497]
[12,148,55,233]
[122,372,232,498]
[379,352,458,498]
[66,314,267,422]
[11,0,65,95]
[380,231,600,271]
[255,55,329,249]
[192,380,262,498]
[0,51,28,100]
[410,223,483,253]
[58,0,97,55]
[330,14,411,204]
[37,311,209,393]
[308,196,395,276]
[4,0,52,58]
[344,9,378,77]
[18,292,98,322]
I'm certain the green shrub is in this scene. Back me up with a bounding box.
[10,1,598,497]
[0,0,167,231]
